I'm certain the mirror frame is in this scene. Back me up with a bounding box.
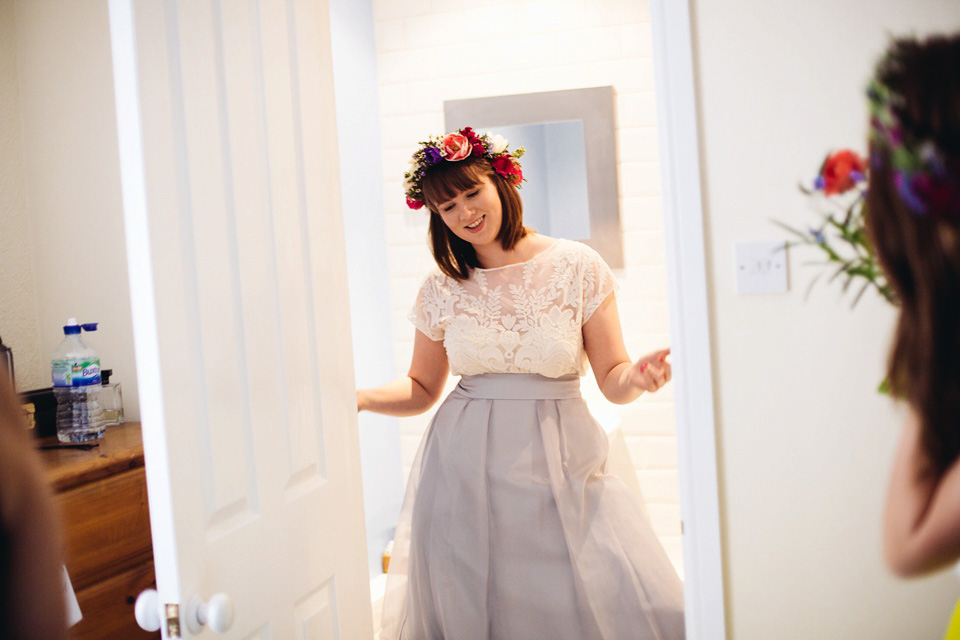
[445,86,623,268]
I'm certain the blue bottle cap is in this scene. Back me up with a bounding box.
[63,324,81,335]
[81,323,98,332]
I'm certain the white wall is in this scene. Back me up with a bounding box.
[370,0,682,568]
[0,0,44,392]
[9,1,139,418]
[328,0,405,579]
[691,1,960,637]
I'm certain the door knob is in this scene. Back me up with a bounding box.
[186,592,235,633]
[134,589,161,632]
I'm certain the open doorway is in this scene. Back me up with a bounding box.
[333,0,723,635]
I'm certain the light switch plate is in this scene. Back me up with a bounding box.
[735,241,788,294]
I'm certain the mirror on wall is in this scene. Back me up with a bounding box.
[445,86,623,267]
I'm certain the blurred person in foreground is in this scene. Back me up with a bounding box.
[0,370,67,639]
[866,31,960,638]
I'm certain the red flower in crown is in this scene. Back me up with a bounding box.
[819,150,867,195]
[461,127,487,156]
[492,155,523,186]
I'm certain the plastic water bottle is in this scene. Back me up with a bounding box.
[52,319,104,442]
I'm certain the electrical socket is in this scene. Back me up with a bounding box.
[735,241,788,294]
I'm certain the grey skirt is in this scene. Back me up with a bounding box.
[380,373,685,640]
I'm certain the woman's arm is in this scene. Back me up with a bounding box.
[356,328,450,417]
[583,293,671,404]
[883,407,960,576]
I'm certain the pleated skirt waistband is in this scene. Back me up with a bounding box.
[455,373,582,400]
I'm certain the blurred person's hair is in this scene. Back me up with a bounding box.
[865,33,960,476]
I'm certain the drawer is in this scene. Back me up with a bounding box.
[56,466,154,590]
[71,560,160,640]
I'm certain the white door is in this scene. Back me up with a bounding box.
[108,0,372,637]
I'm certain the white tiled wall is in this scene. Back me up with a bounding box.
[370,0,681,572]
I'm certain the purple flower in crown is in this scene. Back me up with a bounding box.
[886,124,904,146]
[895,171,929,215]
[424,146,443,165]
[912,169,959,215]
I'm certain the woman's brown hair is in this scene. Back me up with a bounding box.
[421,157,527,280]
[865,34,960,476]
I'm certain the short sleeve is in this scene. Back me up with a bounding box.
[408,273,449,341]
[581,245,619,324]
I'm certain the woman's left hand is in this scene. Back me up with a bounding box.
[628,348,671,393]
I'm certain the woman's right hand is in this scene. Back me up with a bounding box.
[354,329,449,417]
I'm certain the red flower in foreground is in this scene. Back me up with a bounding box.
[492,156,523,186]
[820,149,866,195]
[406,196,424,210]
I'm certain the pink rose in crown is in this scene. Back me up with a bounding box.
[441,133,472,161]
[406,196,424,210]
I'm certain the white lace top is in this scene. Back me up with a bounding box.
[409,238,618,378]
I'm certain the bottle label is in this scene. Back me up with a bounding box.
[52,359,71,387]
[52,358,101,387]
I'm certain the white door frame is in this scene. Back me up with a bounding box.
[650,1,727,638]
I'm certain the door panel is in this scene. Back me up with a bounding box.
[110,0,372,636]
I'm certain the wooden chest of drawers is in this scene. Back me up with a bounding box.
[39,422,160,639]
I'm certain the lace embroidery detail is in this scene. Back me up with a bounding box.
[408,239,617,378]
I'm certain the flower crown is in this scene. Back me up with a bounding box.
[403,127,526,210]
[867,63,960,220]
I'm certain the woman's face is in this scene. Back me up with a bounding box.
[435,174,503,248]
